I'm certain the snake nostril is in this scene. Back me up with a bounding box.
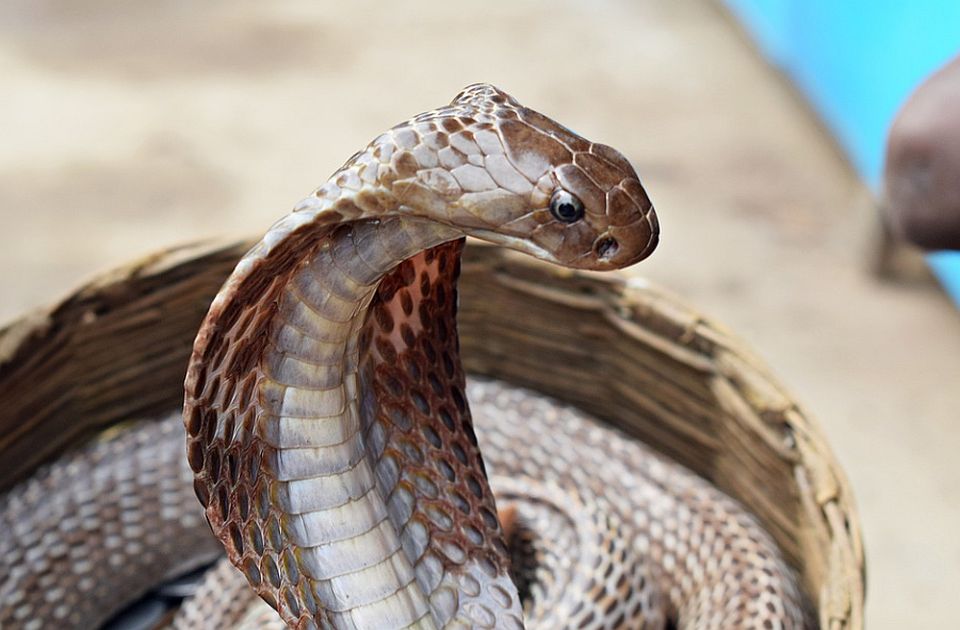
[595,237,619,260]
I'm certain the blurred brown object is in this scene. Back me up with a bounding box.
[884,54,960,250]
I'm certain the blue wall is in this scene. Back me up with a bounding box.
[724,0,960,301]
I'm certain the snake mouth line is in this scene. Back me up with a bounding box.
[462,227,632,271]
[460,228,560,266]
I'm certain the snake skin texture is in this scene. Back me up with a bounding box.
[174,380,806,629]
[0,419,220,629]
[0,84,808,629]
[0,381,805,628]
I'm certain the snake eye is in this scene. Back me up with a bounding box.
[550,190,584,223]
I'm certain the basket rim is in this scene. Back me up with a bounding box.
[0,237,865,629]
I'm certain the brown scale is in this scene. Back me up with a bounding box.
[185,227,511,629]
[184,223,342,629]
[358,238,511,579]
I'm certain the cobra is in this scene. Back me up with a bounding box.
[0,84,807,629]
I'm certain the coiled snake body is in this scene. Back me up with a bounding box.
[1,85,807,629]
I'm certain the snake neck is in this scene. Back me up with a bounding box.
[186,203,523,628]
[356,235,523,629]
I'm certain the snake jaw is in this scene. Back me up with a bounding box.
[458,228,561,265]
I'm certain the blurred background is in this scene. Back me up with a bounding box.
[1,1,957,627]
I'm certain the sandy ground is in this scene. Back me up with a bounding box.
[1,0,958,626]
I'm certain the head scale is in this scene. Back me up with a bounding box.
[371,83,659,271]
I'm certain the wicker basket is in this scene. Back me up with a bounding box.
[0,239,865,629]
